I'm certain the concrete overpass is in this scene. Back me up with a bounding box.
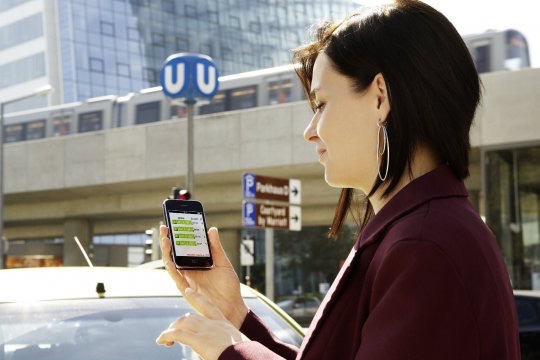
[3,68,540,270]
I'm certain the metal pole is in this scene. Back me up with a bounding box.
[265,227,274,301]
[186,102,195,196]
[0,103,4,269]
[246,265,251,287]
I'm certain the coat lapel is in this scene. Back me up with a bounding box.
[296,241,359,358]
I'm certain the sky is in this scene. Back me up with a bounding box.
[362,0,539,68]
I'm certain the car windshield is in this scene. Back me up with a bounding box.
[0,297,303,360]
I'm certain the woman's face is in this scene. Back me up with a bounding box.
[303,52,388,193]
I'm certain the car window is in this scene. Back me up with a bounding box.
[515,297,540,325]
[0,297,302,360]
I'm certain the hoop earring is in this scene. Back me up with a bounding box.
[376,121,390,181]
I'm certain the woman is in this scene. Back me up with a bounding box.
[156,0,521,358]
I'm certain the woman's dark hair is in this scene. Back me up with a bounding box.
[292,0,481,239]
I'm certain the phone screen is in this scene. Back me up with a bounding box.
[167,210,210,257]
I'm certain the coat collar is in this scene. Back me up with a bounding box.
[357,164,468,251]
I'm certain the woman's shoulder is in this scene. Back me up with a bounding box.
[384,195,494,252]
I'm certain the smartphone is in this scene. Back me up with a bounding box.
[162,199,213,269]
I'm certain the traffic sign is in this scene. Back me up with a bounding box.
[160,53,219,103]
[242,201,302,231]
[242,173,301,204]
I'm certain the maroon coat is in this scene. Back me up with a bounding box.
[220,165,521,359]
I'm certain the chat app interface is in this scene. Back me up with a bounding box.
[169,211,210,257]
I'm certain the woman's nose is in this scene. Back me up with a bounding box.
[303,114,319,142]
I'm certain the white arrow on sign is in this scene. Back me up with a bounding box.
[289,206,302,231]
[289,179,301,205]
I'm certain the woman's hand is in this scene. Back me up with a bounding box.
[160,225,249,329]
[156,287,247,360]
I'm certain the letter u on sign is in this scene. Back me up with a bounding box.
[163,62,185,95]
[196,62,217,96]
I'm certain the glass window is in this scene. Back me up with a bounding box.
[243,52,254,66]
[100,21,115,36]
[176,37,189,50]
[0,0,31,11]
[473,43,491,73]
[229,86,257,110]
[136,101,161,124]
[505,30,530,70]
[199,91,226,115]
[89,58,104,73]
[221,47,233,61]
[170,104,186,118]
[152,32,165,47]
[230,16,241,29]
[249,20,261,34]
[26,120,46,140]
[0,53,45,89]
[3,124,25,143]
[268,79,293,104]
[117,63,130,77]
[143,68,157,83]
[162,0,175,13]
[52,115,72,136]
[127,27,139,41]
[208,11,218,24]
[78,111,103,133]
[515,298,540,325]
[200,43,212,56]
[485,146,540,289]
[0,13,43,51]
[185,4,196,17]
[262,56,274,68]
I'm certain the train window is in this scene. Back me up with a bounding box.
[3,124,25,143]
[78,111,103,133]
[505,31,530,70]
[199,91,226,115]
[268,79,293,104]
[170,104,187,118]
[229,86,257,111]
[26,120,46,140]
[472,42,491,74]
[53,115,71,136]
[136,101,161,124]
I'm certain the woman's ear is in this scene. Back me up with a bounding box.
[373,73,390,121]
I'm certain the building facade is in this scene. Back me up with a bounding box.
[0,0,360,112]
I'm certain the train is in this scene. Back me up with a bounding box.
[3,29,530,144]
[2,64,305,143]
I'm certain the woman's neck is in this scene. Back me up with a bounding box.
[369,147,441,214]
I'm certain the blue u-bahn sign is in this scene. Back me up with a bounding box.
[160,53,219,103]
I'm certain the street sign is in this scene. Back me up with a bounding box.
[160,53,219,103]
[242,173,301,204]
[240,238,255,266]
[242,201,302,231]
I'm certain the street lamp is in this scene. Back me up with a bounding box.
[0,84,54,269]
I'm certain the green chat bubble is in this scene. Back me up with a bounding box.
[176,240,197,246]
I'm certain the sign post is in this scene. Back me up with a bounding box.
[160,54,219,196]
[242,173,302,300]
